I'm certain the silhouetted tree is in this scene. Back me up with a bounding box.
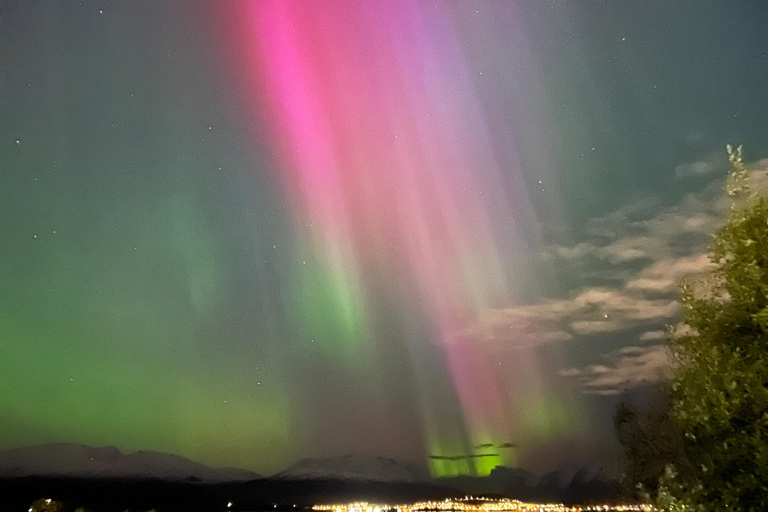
[613,385,696,500]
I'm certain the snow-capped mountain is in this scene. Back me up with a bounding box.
[275,455,430,483]
[0,443,259,482]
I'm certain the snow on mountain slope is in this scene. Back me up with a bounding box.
[276,455,429,482]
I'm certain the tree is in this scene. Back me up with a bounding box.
[658,146,768,511]
[613,385,694,501]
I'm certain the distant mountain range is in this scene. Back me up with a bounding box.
[276,455,430,483]
[442,464,624,503]
[0,443,259,482]
[0,444,428,483]
[0,443,626,505]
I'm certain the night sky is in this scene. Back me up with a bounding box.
[2,0,767,477]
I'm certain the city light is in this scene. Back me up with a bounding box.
[313,497,655,512]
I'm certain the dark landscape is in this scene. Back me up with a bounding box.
[0,444,625,511]
[1,473,625,512]
[2,476,454,512]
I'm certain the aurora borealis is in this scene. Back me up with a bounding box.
[2,0,767,477]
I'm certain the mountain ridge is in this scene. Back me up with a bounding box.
[276,454,430,483]
[0,443,259,482]
[0,443,625,502]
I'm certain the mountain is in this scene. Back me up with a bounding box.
[439,466,536,497]
[0,451,452,511]
[441,465,626,503]
[0,443,259,482]
[0,445,626,504]
[276,455,430,483]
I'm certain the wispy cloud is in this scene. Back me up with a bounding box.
[464,304,574,348]
[467,286,679,346]
[469,158,768,395]
[559,345,674,395]
[638,329,666,342]
[467,160,768,393]
[674,152,726,180]
[626,253,715,294]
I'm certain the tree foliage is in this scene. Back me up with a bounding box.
[614,386,693,500]
[658,145,768,511]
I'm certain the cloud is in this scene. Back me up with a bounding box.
[552,242,595,261]
[638,330,666,342]
[575,288,678,320]
[560,345,674,395]
[531,159,768,393]
[542,184,727,294]
[464,304,574,348]
[570,320,627,335]
[626,253,715,294]
[583,197,662,240]
[468,159,766,373]
[674,152,726,180]
[475,177,721,347]
[748,165,768,194]
[567,288,679,335]
[467,286,680,346]
[558,368,582,377]
[602,244,647,264]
